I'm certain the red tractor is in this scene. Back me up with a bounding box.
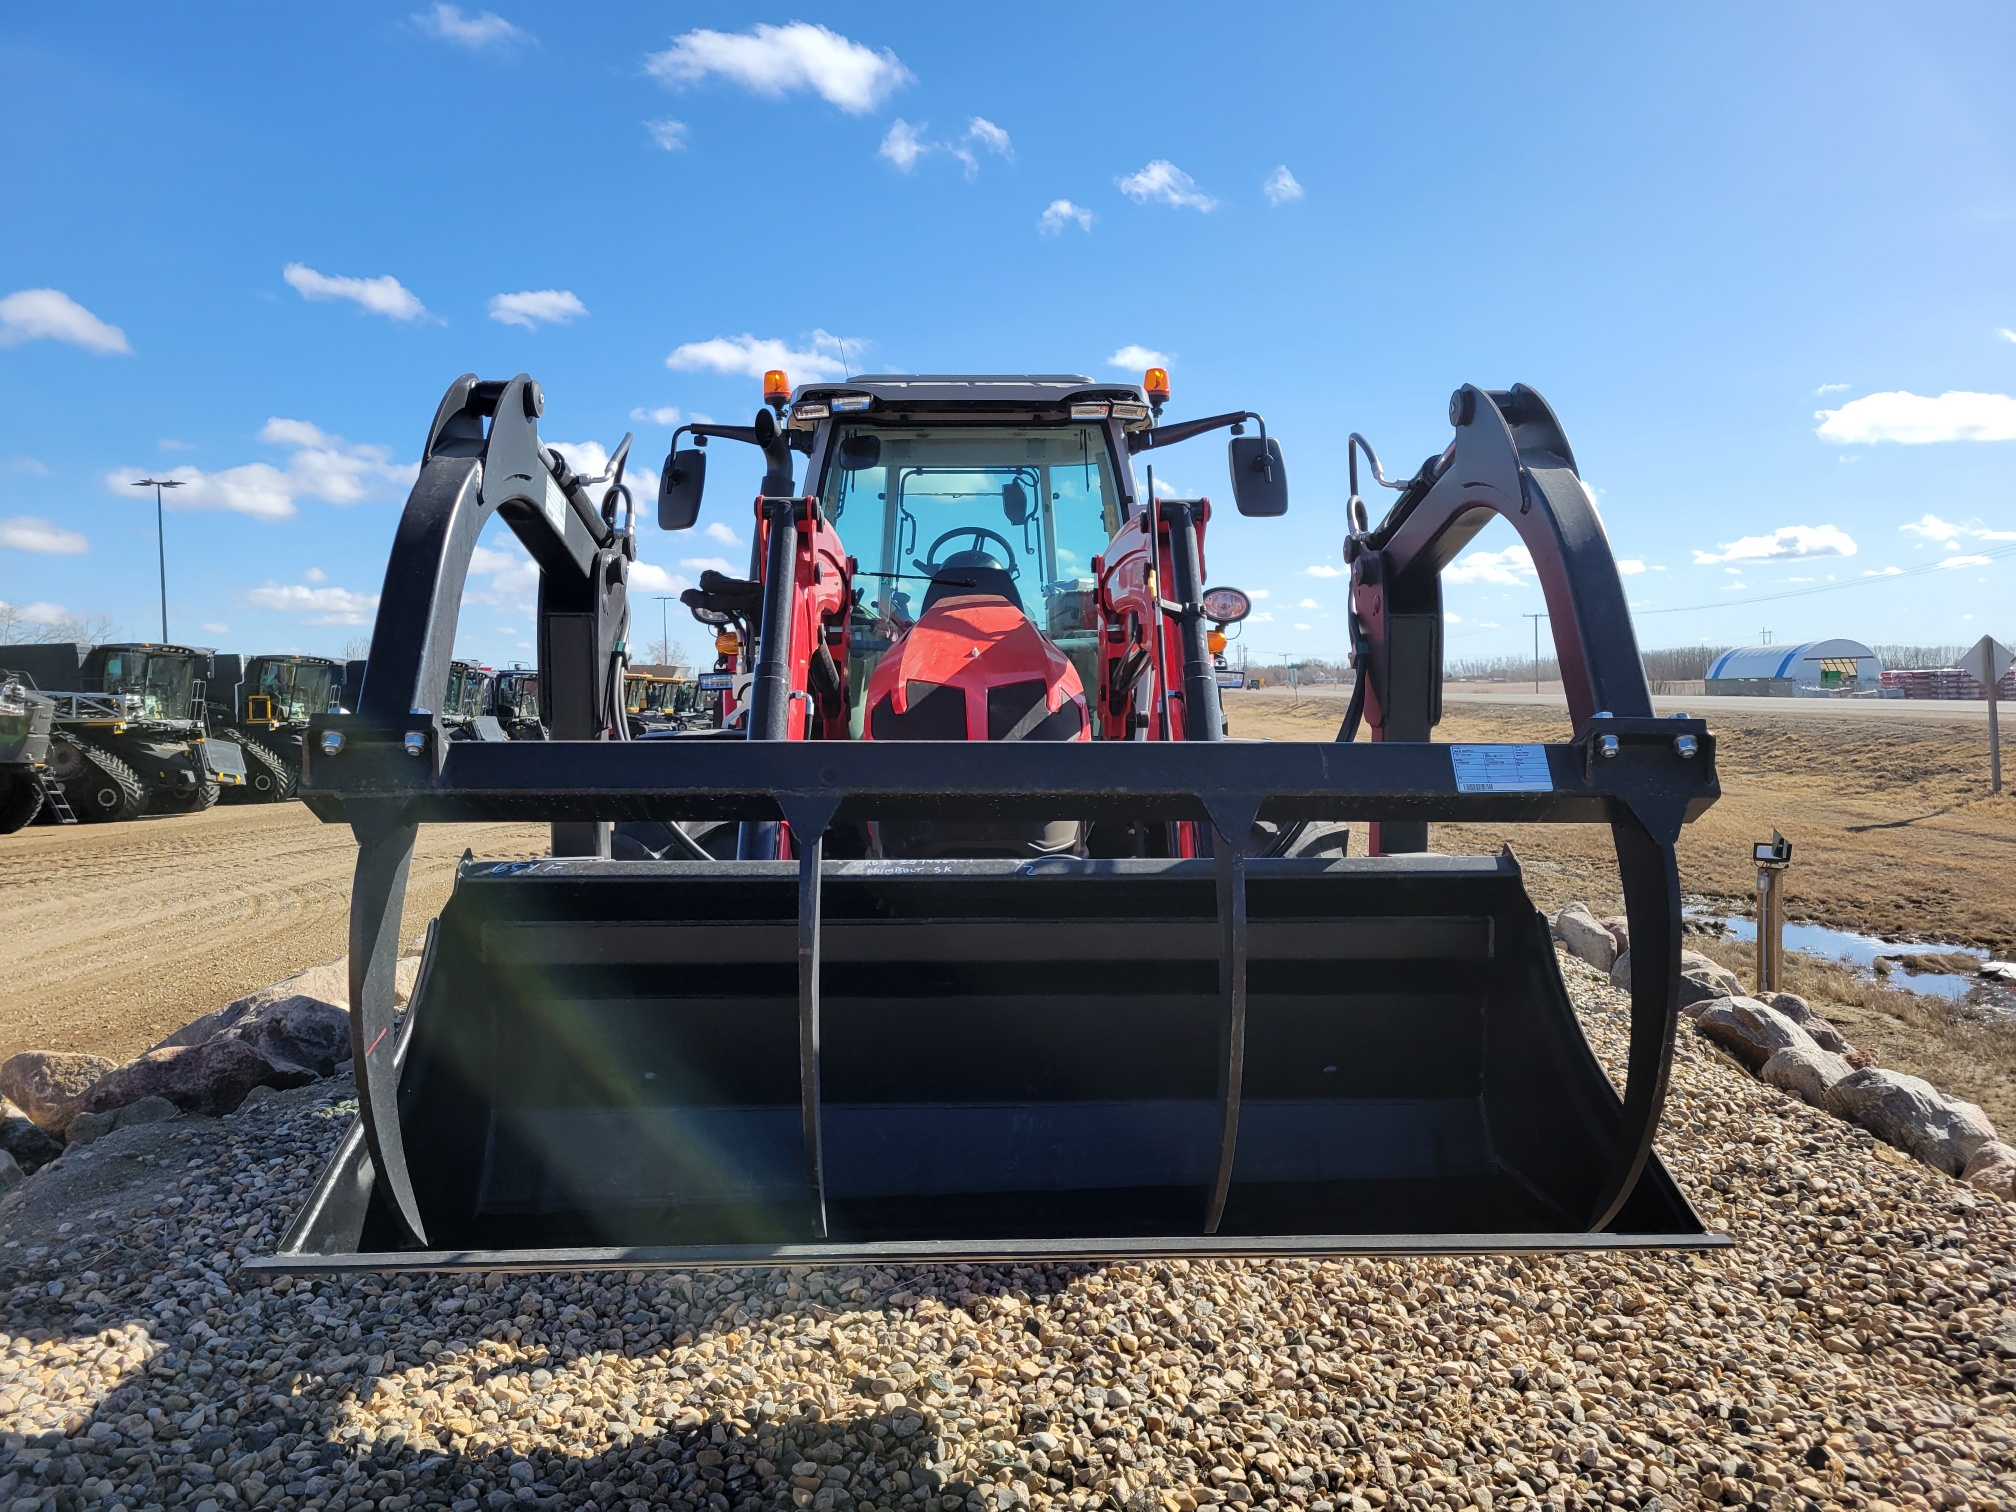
[634,367,1309,864]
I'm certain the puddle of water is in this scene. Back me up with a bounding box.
[1686,909,1991,1004]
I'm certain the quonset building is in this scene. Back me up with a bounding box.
[1704,639,1881,696]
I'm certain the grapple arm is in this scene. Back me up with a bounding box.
[1349,383,1692,1231]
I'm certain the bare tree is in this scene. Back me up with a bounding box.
[0,601,116,646]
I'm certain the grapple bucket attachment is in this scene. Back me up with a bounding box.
[269,851,1717,1271]
[259,375,1726,1274]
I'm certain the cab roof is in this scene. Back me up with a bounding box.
[794,373,1145,407]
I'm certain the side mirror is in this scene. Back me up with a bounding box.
[1003,479,1032,526]
[659,448,706,530]
[838,434,882,471]
[1228,436,1288,517]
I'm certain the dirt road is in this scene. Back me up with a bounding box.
[0,806,546,1064]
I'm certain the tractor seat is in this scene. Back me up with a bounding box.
[922,550,1022,614]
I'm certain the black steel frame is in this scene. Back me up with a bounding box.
[286,377,1720,1266]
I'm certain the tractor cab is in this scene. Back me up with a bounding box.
[241,654,339,727]
[491,667,543,739]
[85,643,207,726]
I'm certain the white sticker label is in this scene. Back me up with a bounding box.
[1450,744,1554,793]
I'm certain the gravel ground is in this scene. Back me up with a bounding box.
[3,956,2015,1512]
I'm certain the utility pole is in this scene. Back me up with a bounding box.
[131,478,185,641]
[1523,612,1549,693]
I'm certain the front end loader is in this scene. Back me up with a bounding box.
[260,371,1722,1275]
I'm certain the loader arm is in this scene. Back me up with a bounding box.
[323,372,635,1245]
[1347,383,1684,1232]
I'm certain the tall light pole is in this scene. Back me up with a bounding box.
[654,595,677,665]
[131,478,184,641]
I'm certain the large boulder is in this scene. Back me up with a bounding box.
[1760,1044,1853,1108]
[0,1149,21,1192]
[1962,1141,2016,1201]
[1608,948,1745,1005]
[0,1051,117,1134]
[65,1095,180,1146]
[220,994,351,1077]
[1598,916,1630,958]
[0,1096,64,1175]
[1824,1068,1999,1176]
[74,1038,314,1121]
[1553,903,1618,972]
[1694,997,1817,1072]
[1755,991,1852,1054]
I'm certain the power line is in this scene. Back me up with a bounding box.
[1634,540,2016,616]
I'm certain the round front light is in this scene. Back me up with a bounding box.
[1199,586,1252,624]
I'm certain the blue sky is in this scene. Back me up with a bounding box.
[3,3,2014,671]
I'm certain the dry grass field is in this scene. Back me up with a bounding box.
[1226,690,2016,1127]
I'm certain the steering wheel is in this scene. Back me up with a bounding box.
[916,526,1022,578]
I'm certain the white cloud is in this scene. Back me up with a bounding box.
[966,117,1012,159]
[681,556,738,575]
[283,263,431,323]
[630,405,681,426]
[1,600,72,625]
[628,562,691,595]
[1862,566,1904,577]
[703,521,743,548]
[1297,597,1320,609]
[1108,345,1168,372]
[1999,328,2016,344]
[201,622,229,634]
[303,566,328,582]
[667,331,850,381]
[105,418,415,520]
[1250,589,1270,600]
[1116,160,1216,211]
[1038,199,1095,235]
[879,120,928,172]
[413,4,527,48]
[0,288,130,354]
[1446,613,1462,624]
[487,289,587,329]
[158,438,194,452]
[1293,623,1312,632]
[646,118,687,151]
[1262,166,1303,206]
[881,116,1013,178]
[1616,558,1647,575]
[1901,512,1964,543]
[1814,382,1851,396]
[1444,545,1537,585]
[244,579,381,626]
[644,22,911,115]
[1938,554,1993,569]
[1816,390,2016,444]
[1302,564,1344,579]
[8,455,50,475]
[0,516,87,554]
[1900,512,2016,545]
[1249,612,1273,623]
[1691,524,1856,564]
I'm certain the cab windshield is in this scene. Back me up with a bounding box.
[445,665,487,720]
[99,651,195,722]
[250,659,335,721]
[818,423,1123,729]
